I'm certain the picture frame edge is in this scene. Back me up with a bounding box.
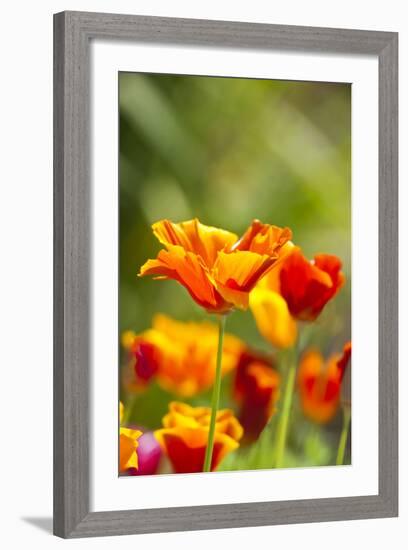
[53,10,398,539]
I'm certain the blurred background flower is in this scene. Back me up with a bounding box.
[298,342,351,424]
[122,314,244,397]
[233,350,280,443]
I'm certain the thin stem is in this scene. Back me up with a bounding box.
[336,405,351,465]
[203,314,226,472]
[274,354,297,468]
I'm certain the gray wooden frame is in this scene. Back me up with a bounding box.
[54,10,398,538]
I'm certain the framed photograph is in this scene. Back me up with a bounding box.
[53,11,398,538]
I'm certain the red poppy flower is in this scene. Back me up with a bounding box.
[233,351,280,443]
[279,249,345,321]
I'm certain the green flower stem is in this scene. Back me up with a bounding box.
[336,405,351,465]
[122,394,137,426]
[203,314,226,472]
[274,352,297,468]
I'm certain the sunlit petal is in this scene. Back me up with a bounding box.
[119,427,142,472]
[250,287,297,349]
[124,315,244,397]
[152,218,237,266]
[140,218,292,313]
[140,246,222,310]
[154,402,242,473]
[232,219,292,256]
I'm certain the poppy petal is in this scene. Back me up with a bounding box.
[279,249,344,321]
[154,427,239,473]
[119,428,142,471]
[213,250,275,309]
[155,402,242,472]
[140,246,223,310]
[298,349,344,423]
[232,220,292,256]
[250,287,297,349]
[152,218,238,267]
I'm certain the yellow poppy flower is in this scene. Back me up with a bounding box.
[250,286,297,349]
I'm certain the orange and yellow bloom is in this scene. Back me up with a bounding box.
[139,218,292,313]
[123,314,244,397]
[119,402,142,472]
[154,402,243,473]
[297,342,351,423]
[233,351,280,442]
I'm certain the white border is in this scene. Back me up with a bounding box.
[90,40,378,512]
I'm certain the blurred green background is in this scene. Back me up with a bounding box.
[119,72,351,468]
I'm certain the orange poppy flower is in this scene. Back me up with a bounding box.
[139,218,292,313]
[119,402,142,472]
[154,401,243,473]
[279,249,345,321]
[123,315,244,397]
[298,342,351,424]
[233,351,280,442]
